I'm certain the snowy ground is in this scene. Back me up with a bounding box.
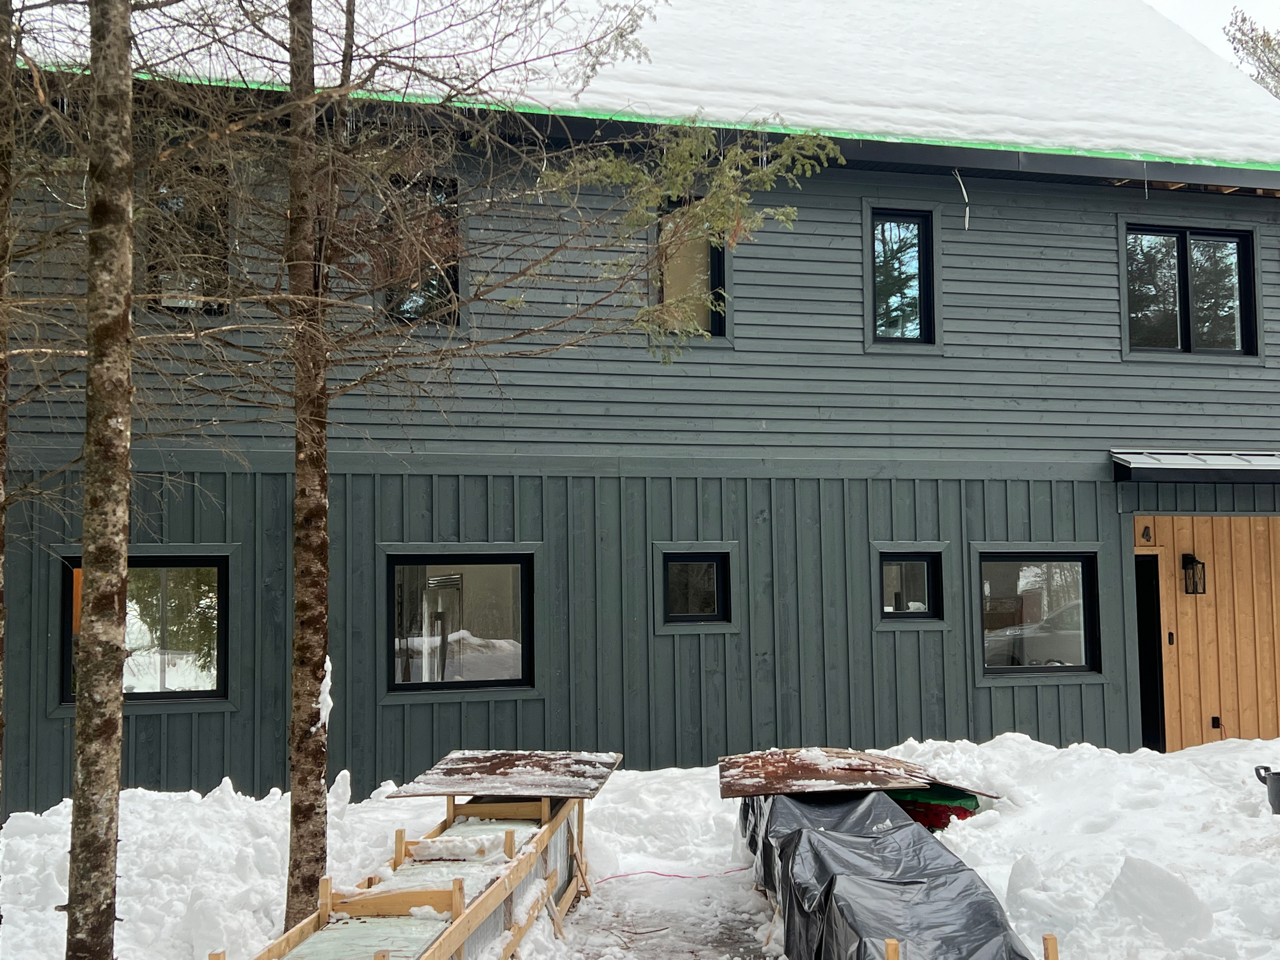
[4,734,1280,959]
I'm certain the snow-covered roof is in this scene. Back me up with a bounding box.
[525,0,1280,171]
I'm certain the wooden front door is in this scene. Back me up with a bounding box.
[1134,515,1280,750]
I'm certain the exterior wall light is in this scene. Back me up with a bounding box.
[1182,553,1206,595]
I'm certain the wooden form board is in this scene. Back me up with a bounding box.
[1135,515,1280,750]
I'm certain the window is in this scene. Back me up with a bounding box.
[659,204,727,336]
[1126,227,1256,355]
[881,553,941,618]
[981,554,1098,673]
[873,210,933,343]
[140,171,230,313]
[389,555,532,689]
[663,552,731,623]
[62,557,228,701]
[379,177,461,324]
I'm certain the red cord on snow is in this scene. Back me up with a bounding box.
[595,866,752,883]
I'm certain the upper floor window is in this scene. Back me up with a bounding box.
[139,170,230,314]
[658,205,726,336]
[62,557,228,701]
[872,210,934,343]
[1126,227,1256,355]
[379,177,461,325]
[389,555,532,689]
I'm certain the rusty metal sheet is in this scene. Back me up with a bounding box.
[718,747,998,799]
[389,749,623,800]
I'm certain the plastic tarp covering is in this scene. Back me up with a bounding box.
[740,791,1034,960]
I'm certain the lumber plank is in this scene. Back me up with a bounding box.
[886,940,900,960]
[498,884,548,960]
[555,871,576,923]
[248,911,323,960]
[331,886,456,918]
[420,796,577,960]
[1042,933,1059,960]
[455,801,543,821]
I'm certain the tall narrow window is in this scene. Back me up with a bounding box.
[140,170,230,313]
[873,211,933,343]
[1126,227,1255,355]
[981,554,1098,673]
[62,558,228,700]
[389,555,532,689]
[380,177,461,325]
[659,206,726,336]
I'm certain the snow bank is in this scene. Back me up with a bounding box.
[6,735,1280,959]
[886,734,1280,958]
[0,774,444,960]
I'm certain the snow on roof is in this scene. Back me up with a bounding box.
[524,0,1280,170]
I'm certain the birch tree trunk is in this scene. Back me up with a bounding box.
[0,0,15,812]
[284,0,330,928]
[64,0,133,951]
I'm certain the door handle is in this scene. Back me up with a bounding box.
[1168,632,1175,646]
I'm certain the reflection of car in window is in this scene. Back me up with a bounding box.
[984,600,1085,668]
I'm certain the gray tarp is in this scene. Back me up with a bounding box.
[740,791,1035,960]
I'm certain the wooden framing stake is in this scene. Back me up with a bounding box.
[394,828,407,870]
[886,939,900,960]
[375,952,391,960]
[208,952,226,960]
[319,876,333,920]
[451,878,466,919]
[446,795,456,826]
[540,797,551,825]
[504,829,516,859]
[1043,934,1059,960]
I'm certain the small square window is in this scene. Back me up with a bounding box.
[880,553,941,618]
[62,557,228,702]
[663,552,731,623]
[1126,226,1256,355]
[389,555,532,689]
[872,210,933,343]
[981,554,1099,673]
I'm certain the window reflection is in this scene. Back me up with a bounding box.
[1191,238,1242,350]
[1127,232,1181,350]
[982,557,1090,670]
[873,217,924,340]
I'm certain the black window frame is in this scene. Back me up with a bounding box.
[60,555,230,703]
[871,209,935,345]
[979,552,1101,676]
[662,551,732,624]
[1125,224,1257,356]
[879,552,942,620]
[386,552,534,692]
[139,168,232,317]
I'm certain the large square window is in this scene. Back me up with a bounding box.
[981,554,1098,673]
[1126,227,1256,355]
[881,553,941,619]
[663,552,731,623]
[873,210,933,343]
[62,557,228,701]
[389,555,532,689]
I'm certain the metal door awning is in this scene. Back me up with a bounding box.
[1112,450,1280,484]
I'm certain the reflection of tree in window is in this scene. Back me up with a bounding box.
[874,218,922,339]
[144,173,229,312]
[1126,232,1180,349]
[1191,238,1241,350]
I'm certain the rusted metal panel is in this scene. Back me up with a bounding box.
[390,749,623,799]
[718,747,997,799]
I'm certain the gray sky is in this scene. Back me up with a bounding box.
[1146,0,1280,64]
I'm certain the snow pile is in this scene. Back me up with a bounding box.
[6,735,1280,959]
[887,734,1280,958]
[0,773,445,960]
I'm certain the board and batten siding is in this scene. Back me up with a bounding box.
[4,465,1139,813]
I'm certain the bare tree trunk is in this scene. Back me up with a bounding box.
[284,0,329,929]
[64,0,133,951]
[0,0,15,812]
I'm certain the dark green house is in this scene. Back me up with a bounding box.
[8,0,1280,814]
